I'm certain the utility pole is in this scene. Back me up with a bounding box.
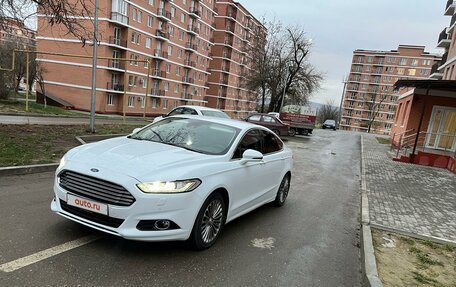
[89,0,99,133]
[25,52,30,112]
[338,76,348,129]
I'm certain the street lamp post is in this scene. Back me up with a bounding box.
[89,0,99,133]
[338,76,348,128]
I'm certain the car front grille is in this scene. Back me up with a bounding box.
[58,170,136,207]
[60,200,124,228]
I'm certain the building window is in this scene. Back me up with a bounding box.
[399,58,407,65]
[146,37,151,48]
[128,96,135,107]
[107,94,114,106]
[408,69,416,76]
[164,82,169,91]
[397,68,405,75]
[128,75,134,86]
[147,16,153,27]
[411,59,418,66]
[140,97,145,108]
[367,56,373,63]
[152,98,157,108]
[163,99,168,109]
[174,84,179,93]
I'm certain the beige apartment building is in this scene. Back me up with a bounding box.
[0,17,36,48]
[35,0,263,117]
[340,45,441,134]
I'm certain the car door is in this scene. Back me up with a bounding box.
[260,130,286,199]
[261,115,280,130]
[226,129,268,218]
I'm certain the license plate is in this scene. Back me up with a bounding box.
[67,194,108,215]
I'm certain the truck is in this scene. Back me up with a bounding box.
[279,105,317,137]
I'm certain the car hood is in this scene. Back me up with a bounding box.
[66,137,213,180]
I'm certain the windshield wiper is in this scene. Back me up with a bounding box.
[164,142,204,154]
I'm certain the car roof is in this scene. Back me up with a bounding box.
[168,115,268,131]
[176,105,225,113]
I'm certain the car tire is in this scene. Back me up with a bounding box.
[274,174,291,207]
[288,128,296,137]
[189,192,226,250]
[272,129,280,136]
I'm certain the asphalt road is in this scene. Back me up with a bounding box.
[0,130,361,287]
[0,115,149,125]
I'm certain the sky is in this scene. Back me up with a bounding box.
[241,0,449,105]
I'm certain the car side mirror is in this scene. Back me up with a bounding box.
[241,149,263,164]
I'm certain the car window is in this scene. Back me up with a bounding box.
[262,116,276,123]
[183,108,198,115]
[168,108,185,116]
[262,131,283,154]
[232,129,263,159]
[248,115,261,122]
[132,118,240,155]
[201,110,230,119]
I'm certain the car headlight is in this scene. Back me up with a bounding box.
[136,179,201,194]
[58,156,66,169]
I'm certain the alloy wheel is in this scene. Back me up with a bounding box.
[200,199,224,244]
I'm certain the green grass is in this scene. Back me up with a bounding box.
[401,237,416,245]
[409,246,444,267]
[0,124,142,167]
[0,99,81,116]
[412,272,443,286]
[376,137,391,145]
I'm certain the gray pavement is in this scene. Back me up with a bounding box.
[0,115,149,125]
[0,130,362,286]
[362,135,456,243]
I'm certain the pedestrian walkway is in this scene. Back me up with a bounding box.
[362,135,456,243]
[0,115,149,125]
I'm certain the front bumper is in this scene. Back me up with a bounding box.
[51,176,203,242]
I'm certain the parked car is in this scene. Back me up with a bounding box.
[153,105,230,123]
[51,116,293,249]
[322,119,337,130]
[268,112,280,118]
[245,114,290,136]
[279,105,317,136]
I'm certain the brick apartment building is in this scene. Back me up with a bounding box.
[0,17,36,48]
[35,0,264,118]
[340,45,441,134]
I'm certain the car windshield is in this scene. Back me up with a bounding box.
[129,117,240,155]
[201,110,231,119]
[325,120,336,125]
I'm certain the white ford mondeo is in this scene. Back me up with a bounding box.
[51,116,293,249]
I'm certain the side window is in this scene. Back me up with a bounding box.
[248,115,261,122]
[168,107,184,116]
[262,116,276,123]
[183,108,198,115]
[232,130,263,159]
[262,131,283,154]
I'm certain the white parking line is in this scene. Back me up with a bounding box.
[0,234,103,273]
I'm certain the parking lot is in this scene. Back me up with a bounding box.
[0,130,361,287]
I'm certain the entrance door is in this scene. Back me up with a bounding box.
[426,106,456,151]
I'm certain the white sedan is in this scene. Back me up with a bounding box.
[51,116,293,249]
[152,105,230,123]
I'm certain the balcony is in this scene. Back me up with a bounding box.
[224,38,233,46]
[220,79,229,85]
[437,28,451,48]
[226,25,234,33]
[187,25,200,35]
[227,11,237,19]
[184,59,196,67]
[157,8,171,21]
[182,93,193,100]
[185,42,198,51]
[111,12,129,26]
[152,69,167,78]
[155,30,169,41]
[153,49,168,59]
[430,63,444,80]
[189,7,201,18]
[107,59,125,70]
[108,36,127,47]
[107,82,124,91]
[221,65,230,73]
[222,52,231,59]
[182,76,194,84]
[150,89,165,97]
[445,0,455,16]
[442,51,449,64]
[449,13,456,33]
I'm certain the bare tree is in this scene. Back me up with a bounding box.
[364,91,388,133]
[243,20,322,113]
[1,0,95,41]
[318,99,339,124]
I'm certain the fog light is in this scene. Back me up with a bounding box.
[154,220,171,230]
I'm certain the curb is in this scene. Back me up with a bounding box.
[360,135,383,287]
[0,163,58,177]
[0,112,152,121]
